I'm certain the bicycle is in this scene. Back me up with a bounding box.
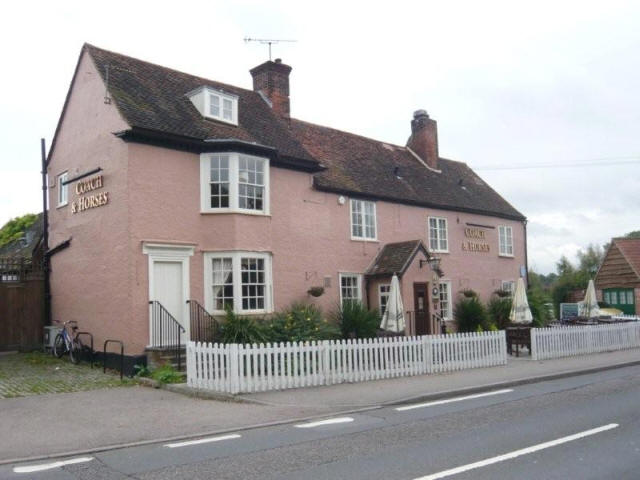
[53,321,83,364]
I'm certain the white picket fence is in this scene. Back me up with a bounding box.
[531,323,640,360]
[187,331,507,394]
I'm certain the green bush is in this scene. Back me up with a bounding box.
[220,307,268,344]
[150,364,183,384]
[528,288,552,327]
[454,296,490,332]
[333,301,380,339]
[488,296,512,330]
[267,303,340,343]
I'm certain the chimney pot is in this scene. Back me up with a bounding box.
[275,58,282,64]
[407,109,439,171]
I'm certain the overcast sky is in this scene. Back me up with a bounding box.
[1,0,638,273]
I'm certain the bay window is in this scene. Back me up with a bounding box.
[205,252,272,314]
[200,153,269,214]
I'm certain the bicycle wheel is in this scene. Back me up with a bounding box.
[69,337,83,364]
[53,334,66,358]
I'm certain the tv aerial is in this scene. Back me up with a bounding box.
[244,37,297,61]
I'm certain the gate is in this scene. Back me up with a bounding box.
[0,258,45,351]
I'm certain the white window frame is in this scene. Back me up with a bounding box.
[204,251,273,314]
[498,225,514,257]
[200,153,270,215]
[350,199,377,241]
[204,88,238,125]
[339,273,363,304]
[501,280,515,295]
[438,280,452,321]
[428,216,449,253]
[57,171,68,207]
[378,284,391,314]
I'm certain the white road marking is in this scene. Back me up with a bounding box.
[294,417,355,428]
[414,423,619,480]
[13,457,94,473]
[395,389,514,411]
[164,434,241,448]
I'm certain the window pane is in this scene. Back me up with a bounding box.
[241,257,265,310]
[439,282,450,319]
[209,94,220,117]
[238,157,265,211]
[212,257,233,310]
[223,98,232,120]
[209,155,229,209]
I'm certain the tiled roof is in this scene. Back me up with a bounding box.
[289,119,525,220]
[81,44,525,221]
[614,238,640,279]
[84,44,319,169]
[366,240,428,276]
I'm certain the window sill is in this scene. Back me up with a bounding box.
[56,202,68,209]
[498,254,515,258]
[201,209,271,217]
[350,237,379,243]
[211,310,271,316]
[430,250,449,254]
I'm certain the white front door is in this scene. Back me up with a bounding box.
[153,261,183,324]
[143,243,194,347]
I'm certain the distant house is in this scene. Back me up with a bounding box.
[595,238,640,315]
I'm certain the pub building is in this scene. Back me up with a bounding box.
[46,44,528,365]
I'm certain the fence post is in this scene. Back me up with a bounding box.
[531,328,538,361]
[322,340,330,385]
[229,343,240,394]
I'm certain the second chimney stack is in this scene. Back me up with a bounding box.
[407,110,439,171]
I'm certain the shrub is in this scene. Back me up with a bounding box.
[150,364,183,384]
[528,288,552,327]
[460,289,478,298]
[267,303,340,343]
[333,301,380,339]
[488,296,512,329]
[220,307,268,344]
[454,296,490,332]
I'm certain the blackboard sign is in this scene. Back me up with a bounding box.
[560,303,579,321]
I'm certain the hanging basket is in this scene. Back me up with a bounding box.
[307,286,325,297]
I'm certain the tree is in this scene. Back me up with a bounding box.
[624,230,640,238]
[0,214,38,249]
[576,244,603,277]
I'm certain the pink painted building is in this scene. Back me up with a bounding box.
[47,44,527,360]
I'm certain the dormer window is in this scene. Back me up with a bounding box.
[188,87,238,125]
[206,90,237,124]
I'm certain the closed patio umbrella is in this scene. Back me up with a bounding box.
[380,274,405,333]
[509,277,533,324]
[581,279,600,318]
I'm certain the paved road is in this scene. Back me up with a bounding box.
[4,365,640,479]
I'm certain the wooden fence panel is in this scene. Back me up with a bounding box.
[0,278,45,351]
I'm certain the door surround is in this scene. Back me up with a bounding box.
[142,243,194,345]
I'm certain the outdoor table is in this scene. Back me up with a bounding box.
[506,326,531,357]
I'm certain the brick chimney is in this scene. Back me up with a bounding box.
[407,110,439,170]
[250,58,292,119]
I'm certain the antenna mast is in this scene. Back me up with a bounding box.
[244,37,297,60]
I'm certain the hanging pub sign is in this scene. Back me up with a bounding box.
[461,227,490,253]
[71,174,109,214]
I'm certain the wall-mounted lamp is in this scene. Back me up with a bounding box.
[419,256,441,272]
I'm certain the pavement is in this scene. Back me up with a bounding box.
[2,348,639,464]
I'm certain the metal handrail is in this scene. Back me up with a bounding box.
[149,301,185,371]
[187,299,219,343]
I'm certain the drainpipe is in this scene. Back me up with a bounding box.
[41,138,51,325]
[523,219,529,287]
